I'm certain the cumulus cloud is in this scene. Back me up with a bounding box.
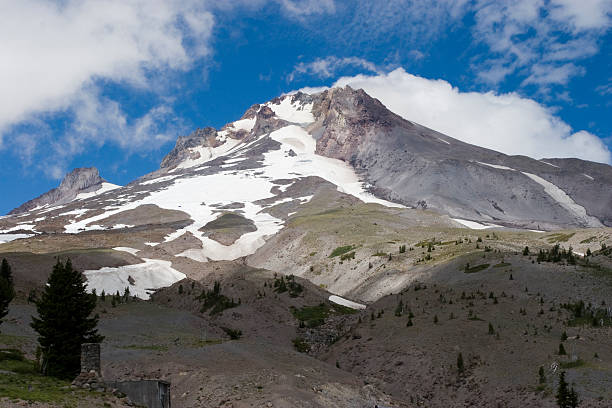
[0,0,214,176]
[472,0,612,87]
[310,68,611,164]
[288,56,380,81]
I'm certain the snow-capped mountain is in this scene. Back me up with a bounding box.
[2,86,611,298]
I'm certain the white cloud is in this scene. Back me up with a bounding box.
[307,68,611,164]
[472,0,612,86]
[0,0,214,149]
[276,0,335,17]
[288,56,380,81]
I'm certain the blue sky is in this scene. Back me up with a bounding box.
[1,0,611,214]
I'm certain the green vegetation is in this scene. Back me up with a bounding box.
[580,236,598,244]
[0,349,99,405]
[329,245,356,258]
[464,263,490,273]
[197,281,238,315]
[121,344,168,352]
[0,258,15,330]
[561,300,612,327]
[556,371,579,408]
[493,262,511,268]
[559,359,585,369]
[292,337,310,353]
[340,251,356,261]
[290,302,356,328]
[273,274,303,297]
[221,327,242,340]
[546,232,575,243]
[457,352,464,375]
[31,259,103,379]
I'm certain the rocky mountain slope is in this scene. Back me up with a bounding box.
[9,167,119,215]
[1,86,612,407]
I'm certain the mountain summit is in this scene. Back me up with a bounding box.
[9,167,119,215]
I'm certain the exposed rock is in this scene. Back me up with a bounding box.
[9,167,110,215]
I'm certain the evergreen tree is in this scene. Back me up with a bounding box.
[457,352,464,374]
[558,343,567,355]
[0,258,15,329]
[556,371,579,407]
[523,246,530,256]
[539,366,546,384]
[30,259,103,379]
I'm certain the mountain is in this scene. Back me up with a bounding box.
[1,87,612,407]
[9,167,119,215]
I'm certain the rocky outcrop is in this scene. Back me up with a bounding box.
[9,167,108,215]
[308,86,612,229]
[160,127,219,169]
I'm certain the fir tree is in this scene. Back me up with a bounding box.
[0,258,15,329]
[539,366,546,384]
[558,343,567,355]
[30,259,103,379]
[523,246,530,256]
[556,371,579,408]
[457,352,464,374]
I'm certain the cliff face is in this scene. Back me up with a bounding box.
[9,167,108,214]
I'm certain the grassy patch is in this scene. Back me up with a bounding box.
[0,333,28,348]
[493,262,512,268]
[0,351,96,405]
[290,302,356,328]
[340,251,355,261]
[190,339,223,347]
[329,245,356,258]
[546,232,575,243]
[560,359,586,369]
[580,236,598,244]
[120,344,168,352]
[372,251,387,257]
[292,338,311,353]
[464,264,490,273]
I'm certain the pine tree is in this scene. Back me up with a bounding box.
[457,352,464,375]
[538,366,546,384]
[488,322,495,335]
[30,259,103,379]
[558,343,567,355]
[556,371,572,408]
[0,258,15,329]
[523,246,530,256]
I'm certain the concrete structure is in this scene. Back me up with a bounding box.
[107,380,171,408]
[75,343,171,408]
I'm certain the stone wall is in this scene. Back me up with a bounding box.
[80,343,100,374]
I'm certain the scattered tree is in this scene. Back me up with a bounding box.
[556,371,579,408]
[457,352,464,375]
[558,343,567,355]
[0,258,15,330]
[30,259,103,378]
[539,366,546,384]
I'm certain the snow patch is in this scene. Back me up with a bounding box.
[477,162,516,171]
[437,138,450,145]
[113,247,140,256]
[329,295,366,310]
[175,138,242,170]
[75,182,121,201]
[583,173,594,180]
[229,117,256,132]
[84,258,185,300]
[268,97,315,124]
[139,175,181,185]
[0,234,34,243]
[540,161,559,168]
[452,218,501,229]
[521,172,601,227]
